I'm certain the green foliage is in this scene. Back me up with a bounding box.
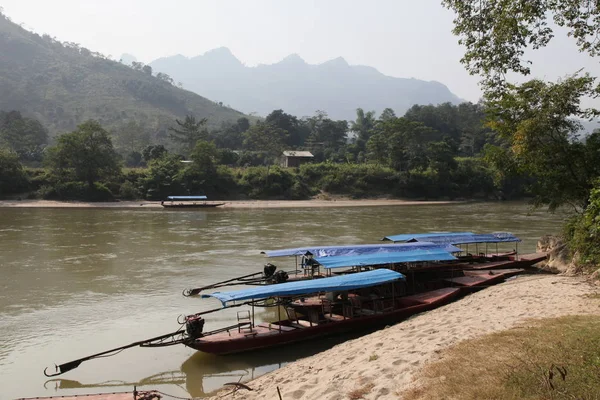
[45,120,121,187]
[265,110,308,147]
[350,108,377,151]
[212,117,250,149]
[485,77,600,210]
[0,110,48,162]
[142,145,167,163]
[443,0,600,90]
[38,181,114,201]
[298,163,400,198]
[118,180,141,200]
[169,115,209,154]
[304,111,348,161]
[140,154,184,200]
[238,166,302,199]
[113,120,150,156]
[0,148,28,196]
[243,121,287,162]
[565,185,600,269]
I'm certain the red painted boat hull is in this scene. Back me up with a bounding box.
[186,287,460,355]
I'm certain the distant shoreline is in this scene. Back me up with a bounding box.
[0,199,460,209]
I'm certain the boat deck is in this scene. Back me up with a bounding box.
[198,323,300,343]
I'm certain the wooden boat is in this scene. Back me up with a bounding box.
[182,243,461,296]
[161,195,225,209]
[44,270,460,376]
[444,268,524,292]
[16,390,161,400]
[186,271,460,355]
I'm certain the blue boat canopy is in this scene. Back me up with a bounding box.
[202,269,405,306]
[167,196,208,200]
[408,233,521,245]
[262,242,461,258]
[383,232,520,245]
[383,232,474,242]
[315,249,457,269]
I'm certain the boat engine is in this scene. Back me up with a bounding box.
[185,313,205,339]
[263,263,277,278]
[271,270,289,284]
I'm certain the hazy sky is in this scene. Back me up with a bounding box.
[2,0,597,104]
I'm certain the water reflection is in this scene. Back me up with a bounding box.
[45,332,364,397]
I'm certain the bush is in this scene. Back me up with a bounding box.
[38,181,114,201]
[238,166,297,199]
[118,180,141,200]
[0,148,29,196]
[564,185,600,269]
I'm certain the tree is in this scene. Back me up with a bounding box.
[265,109,309,147]
[156,72,174,85]
[243,121,287,163]
[444,0,600,211]
[485,77,600,210]
[305,111,348,161]
[142,145,168,162]
[0,110,48,161]
[378,108,397,123]
[350,108,377,151]
[212,117,250,149]
[0,148,28,195]
[114,120,151,155]
[168,115,209,154]
[45,120,121,188]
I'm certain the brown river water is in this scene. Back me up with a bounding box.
[0,202,566,399]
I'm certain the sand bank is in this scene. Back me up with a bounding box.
[208,275,600,400]
[0,199,456,209]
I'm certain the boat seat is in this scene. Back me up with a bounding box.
[257,323,296,332]
[286,306,319,328]
[322,298,346,321]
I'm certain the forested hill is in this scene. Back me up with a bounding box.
[0,13,247,137]
[149,48,463,121]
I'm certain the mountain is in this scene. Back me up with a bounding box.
[0,13,247,137]
[150,47,463,121]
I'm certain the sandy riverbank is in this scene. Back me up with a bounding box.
[207,275,600,400]
[0,199,457,209]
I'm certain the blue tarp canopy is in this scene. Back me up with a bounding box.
[315,249,457,269]
[383,232,474,242]
[262,242,461,258]
[202,269,405,306]
[409,233,521,245]
[383,232,520,245]
[167,196,207,200]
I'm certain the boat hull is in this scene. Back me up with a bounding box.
[162,203,225,208]
[186,287,460,355]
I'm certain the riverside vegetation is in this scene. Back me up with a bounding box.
[395,2,600,399]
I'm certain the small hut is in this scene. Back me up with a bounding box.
[281,151,314,168]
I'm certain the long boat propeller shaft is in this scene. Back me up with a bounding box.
[43,329,185,377]
[183,271,264,296]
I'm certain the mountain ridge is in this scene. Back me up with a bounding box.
[0,13,247,137]
[149,48,463,120]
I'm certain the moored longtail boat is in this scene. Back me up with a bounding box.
[182,242,461,296]
[161,195,225,209]
[43,270,459,376]
[189,269,460,354]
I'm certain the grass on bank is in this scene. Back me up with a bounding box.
[404,315,600,400]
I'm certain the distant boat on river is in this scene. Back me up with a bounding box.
[161,195,225,209]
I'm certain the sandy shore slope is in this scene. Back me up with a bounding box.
[0,199,456,209]
[208,275,600,400]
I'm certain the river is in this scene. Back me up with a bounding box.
[0,202,566,399]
